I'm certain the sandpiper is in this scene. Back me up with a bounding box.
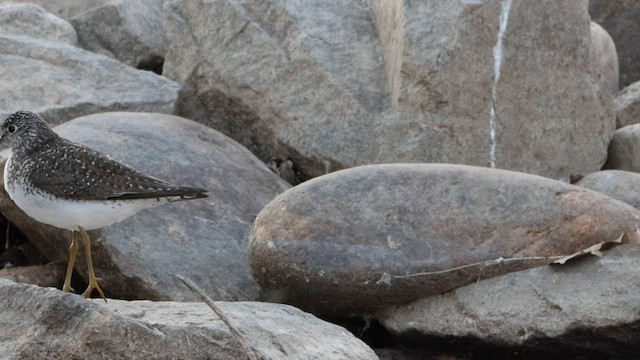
[0,111,208,300]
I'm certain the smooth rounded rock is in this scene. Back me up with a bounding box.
[576,170,640,209]
[589,22,618,95]
[615,80,640,128]
[0,112,291,301]
[603,124,640,171]
[248,164,640,315]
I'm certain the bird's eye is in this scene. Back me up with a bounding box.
[7,125,16,134]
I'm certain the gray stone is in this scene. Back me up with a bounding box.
[576,170,640,209]
[1,0,113,20]
[0,278,377,359]
[70,0,165,71]
[0,112,291,301]
[163,0,613,182]
[615,80,640,128]
[377,243,640,359]
[0,2,77,44]
[590,0,640,88]
[0,261,65,288]
[248,164,640,315]
[603,124,640,172]
[0,3,179,126]
[589,22,618,95]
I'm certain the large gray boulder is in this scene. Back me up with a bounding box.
[377,243,640,359]
[0,112,291,301]
[0,3,179,125]
[70,0,165,72]
[248,164,640,315]
[0,279,377,359]
[163,0,613,182]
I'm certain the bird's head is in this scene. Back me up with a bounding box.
[0,111,56,152]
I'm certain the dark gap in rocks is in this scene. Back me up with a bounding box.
[322,316,396,348]
[0,217,46,268]
[137,56,164,75]
[321,313,629,359]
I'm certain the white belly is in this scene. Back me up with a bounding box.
[4,156,165,231]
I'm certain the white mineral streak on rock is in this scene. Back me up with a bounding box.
[489,0,512,168]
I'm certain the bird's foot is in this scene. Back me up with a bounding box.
[82,274,106,302]
[62,283,75,293]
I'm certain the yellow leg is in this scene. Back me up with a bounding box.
[78,226,106,302]
[62,231,78,293]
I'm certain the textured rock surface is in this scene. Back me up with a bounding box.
[577,170,640,209]
[603,124,640,172]
[589,22,618,95]
[615,80,640,128]
[249,164,640,315]
[0,2,77,44]
[0,262,65,288]
[590,0,640,88]
[0,279,377,359]
[377,243,640,359]
[0,112,291,301]
[0,3,179,125]
[70,0,165,72]
[164,0,613,182]
[3,0,113,19]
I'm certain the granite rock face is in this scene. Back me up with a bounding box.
[0,112,291,302]
[248,164,640,315]
[163,0,613,182]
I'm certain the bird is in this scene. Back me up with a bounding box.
[0,111,208,300]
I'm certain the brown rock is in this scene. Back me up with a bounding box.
[0,112,291,301]
[248,164,640,315]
